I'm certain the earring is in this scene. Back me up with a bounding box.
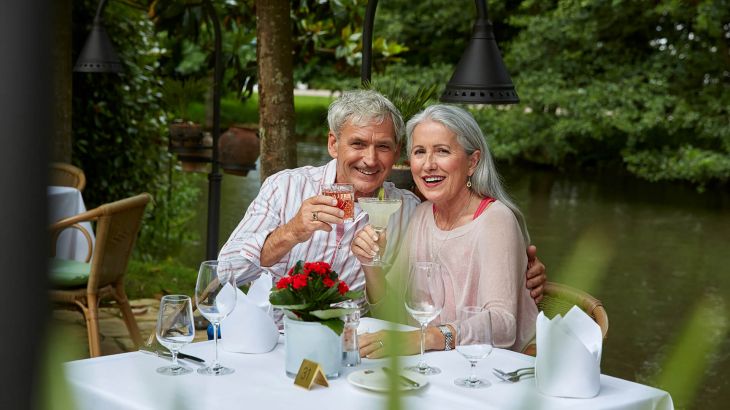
[466,177,472,189]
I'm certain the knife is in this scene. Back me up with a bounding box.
[382,367,420,388]
[139,349,206,364]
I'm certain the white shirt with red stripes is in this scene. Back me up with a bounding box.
[219,159,421,294]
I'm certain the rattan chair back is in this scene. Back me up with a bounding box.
[50,162,87,192]
[49,193,152,357]
[522,281,608,356]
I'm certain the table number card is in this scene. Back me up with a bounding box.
[294,359,329,389]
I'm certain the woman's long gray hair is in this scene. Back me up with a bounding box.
[406,104,530,245]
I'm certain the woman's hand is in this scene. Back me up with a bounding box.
[358,327,432,359]
[350,225,382,265]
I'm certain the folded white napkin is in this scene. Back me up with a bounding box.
[221,273,279,353]
[535,305,602,398]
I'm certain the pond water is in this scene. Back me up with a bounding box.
[186,140,729,409]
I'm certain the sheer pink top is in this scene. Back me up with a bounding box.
[387,199,537,352]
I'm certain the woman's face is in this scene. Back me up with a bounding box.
[409,120,480,206]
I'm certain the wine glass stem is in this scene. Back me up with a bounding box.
[213,321,221,368]
[171,350,179,369]
[418,323,427,368]
[469,361,477,382]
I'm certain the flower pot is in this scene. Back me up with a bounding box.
[168,120,212,173]
[283,316,342,379]
[219,124,260,176]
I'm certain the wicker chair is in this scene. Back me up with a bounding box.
[49,193,152,357]
[50,162,87,192]
[522,281,609,356]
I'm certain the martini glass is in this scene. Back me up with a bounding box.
[357,197,402,267]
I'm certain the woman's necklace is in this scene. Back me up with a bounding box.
[430,192,473,263]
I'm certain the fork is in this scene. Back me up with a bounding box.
[493,366,534,377]
[492,370,534,383]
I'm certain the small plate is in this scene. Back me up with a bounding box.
[347,368,428,392]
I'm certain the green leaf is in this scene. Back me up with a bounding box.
[310,308,357,320]
[321,318,345,336]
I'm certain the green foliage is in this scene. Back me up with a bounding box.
[474,0,730,188]
[160,77,208,120]
[72,0,201,259]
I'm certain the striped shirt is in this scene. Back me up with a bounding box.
[219,159,421,294]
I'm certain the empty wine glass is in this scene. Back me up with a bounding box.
[454,306,493,388]
[155,295,195,376]
[195,260,237,376]
[404,261,445,375]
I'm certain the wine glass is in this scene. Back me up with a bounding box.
[155,295,195,376]
[357,197,402,266]
[454,306,493,388]
[195,260,237,376]
[404,261,445,375]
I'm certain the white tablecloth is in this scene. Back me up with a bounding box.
[48,186,96,262]
[64,318,673,410]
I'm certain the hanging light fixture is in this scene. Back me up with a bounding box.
[73,0,122,73]
[360,0,518,105]
[440,0,518,104]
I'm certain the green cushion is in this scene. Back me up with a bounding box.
[50,258,90,288]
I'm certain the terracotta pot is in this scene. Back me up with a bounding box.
[168,120,212,173]
[219,124,260,176]
[387,164,425,201]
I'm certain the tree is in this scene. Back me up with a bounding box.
[256,0,297,180]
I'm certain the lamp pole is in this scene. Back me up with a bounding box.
[203,0,223,261]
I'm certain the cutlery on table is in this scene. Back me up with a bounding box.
[493,366,534,377]
[139,349,206,365]
[492,369,534,383]
[382,366,420,388]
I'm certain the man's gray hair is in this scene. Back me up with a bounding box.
[327,90,405,144]
[406,104,530,245]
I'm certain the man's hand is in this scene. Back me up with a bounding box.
[526,245,547,304]
[286,195,344,243]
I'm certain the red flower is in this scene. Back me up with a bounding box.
[337,281,349,296]
[292,274,308,289]
[323,277,335,288]
[276,276,292,289]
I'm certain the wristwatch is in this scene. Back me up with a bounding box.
[438,325,453,351]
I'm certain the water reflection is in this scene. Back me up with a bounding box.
[191,141,729,409]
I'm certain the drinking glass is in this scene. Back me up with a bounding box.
[321,183,355,222]
[404,261,445,375]
[155,295,195,376]
[357,197,402,267]
[195,260,237,376]
[454,306,493,388]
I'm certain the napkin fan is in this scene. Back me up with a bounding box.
[221,272,279,353]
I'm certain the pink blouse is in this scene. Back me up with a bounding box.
[386,199,537,352]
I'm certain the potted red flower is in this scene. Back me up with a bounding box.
[269,260,363,378]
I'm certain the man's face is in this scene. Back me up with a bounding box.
[327,117,399,198]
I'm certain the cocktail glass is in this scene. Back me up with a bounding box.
[357,197,402,267]
[321,183,355,222]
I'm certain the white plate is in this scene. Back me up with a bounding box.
[347,368,428,392]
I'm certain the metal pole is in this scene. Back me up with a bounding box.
[360,0,379,85]
[204,0,222,261]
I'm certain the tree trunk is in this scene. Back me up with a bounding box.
[256,0,297,182]
[51,0,73,163]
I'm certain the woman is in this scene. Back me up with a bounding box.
[351,104,537,358]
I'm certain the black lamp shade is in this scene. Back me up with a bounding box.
[440,19,519,104]
[73,21,122,73]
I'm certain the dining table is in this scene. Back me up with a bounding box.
[48,186,96,261]
[63,317,673,410]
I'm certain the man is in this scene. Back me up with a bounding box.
[219,90,546,304]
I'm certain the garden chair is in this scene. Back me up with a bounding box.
[49,193,152,357]
[50,162,87,192]
[522,281,609,356]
